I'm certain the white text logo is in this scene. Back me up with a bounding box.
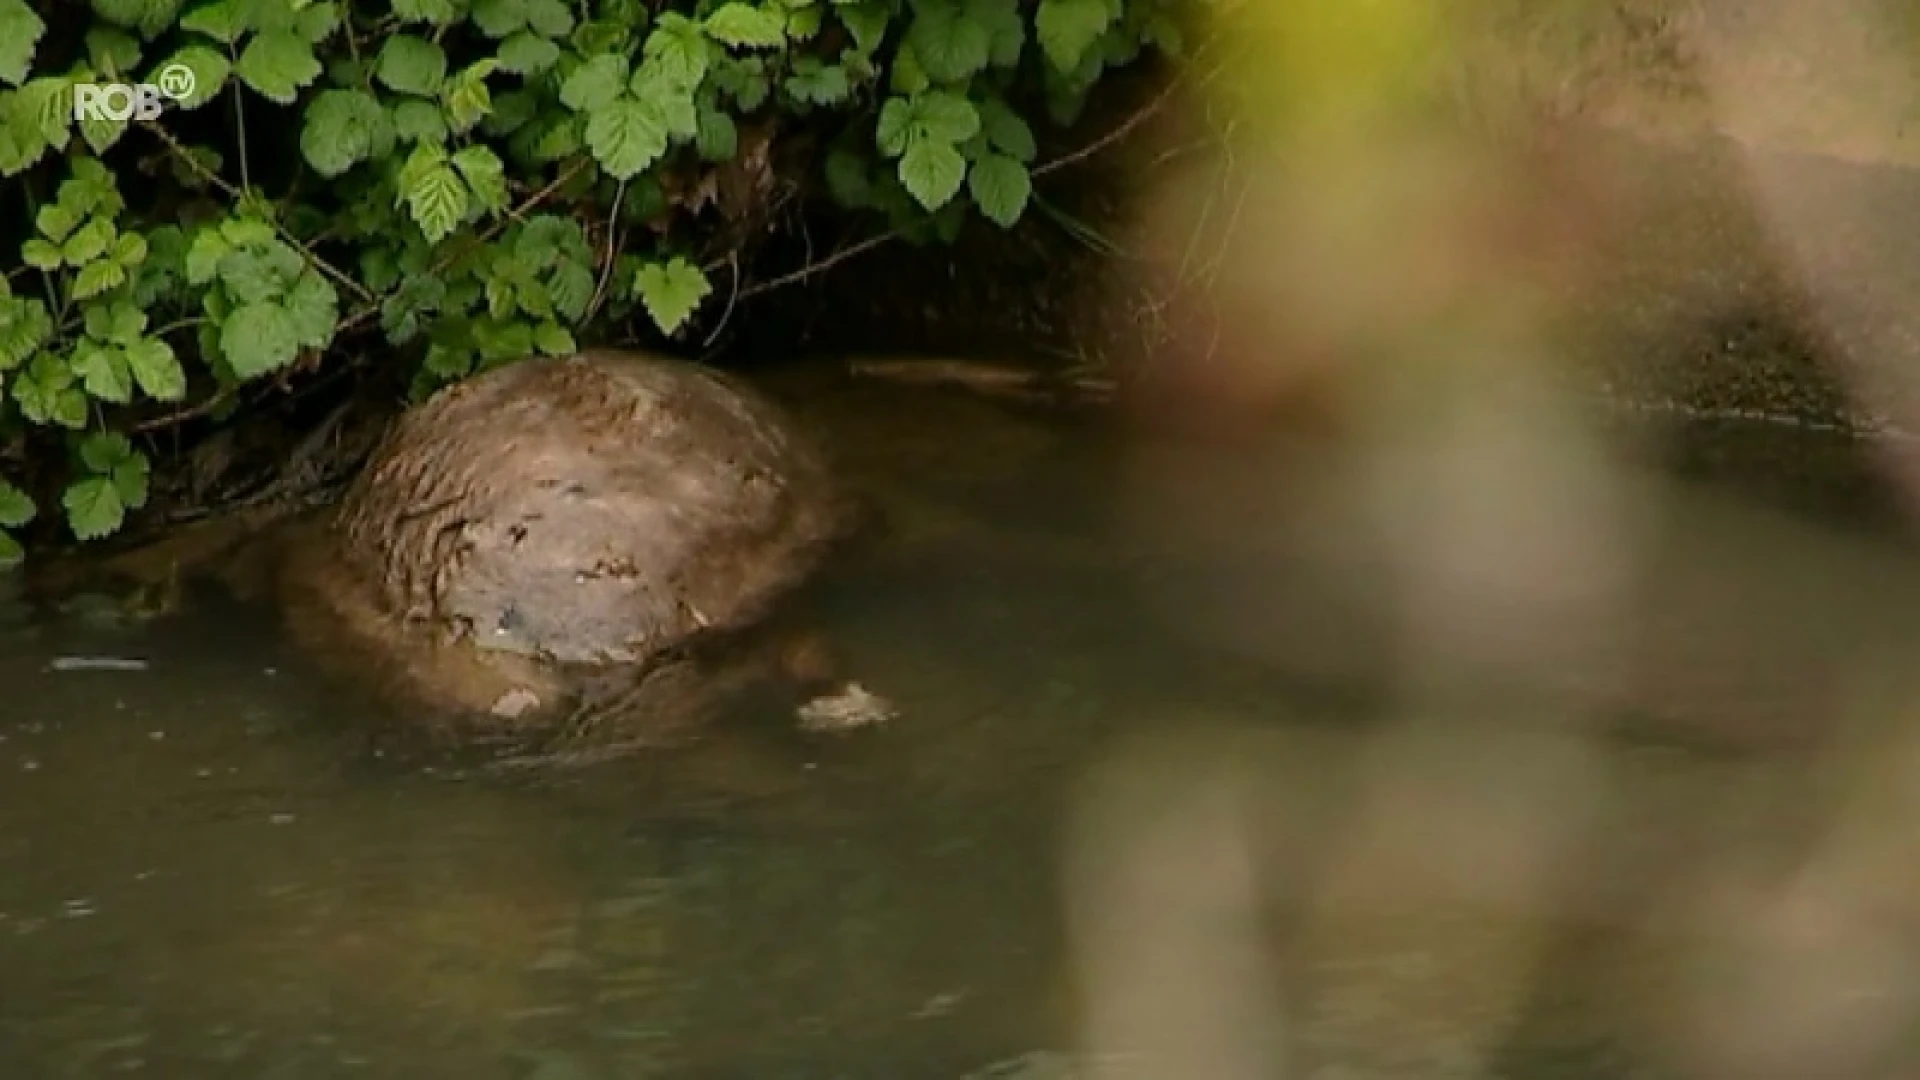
[72,63,197,123]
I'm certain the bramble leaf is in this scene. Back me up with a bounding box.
[393,0,459,24]
[704,3,788,49]
[220,301,301,378]
[73,340,135,403]
[126,337,185,401]
[376,35,447,96]
[585,96,668,179]
[0,0,46,87]
[0,482,34,529]
[1035,0,1113,73]
[236,30,322,104]
[396,143,469,243]
[301,89,391,176]
[496,32,560,75]
[899,138,966,210]
[452,145,510,214]
[968,151,1030,227]
[634,257,711,335]
[559,53,627,112]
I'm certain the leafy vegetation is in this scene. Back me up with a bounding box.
[0,0,1182,564]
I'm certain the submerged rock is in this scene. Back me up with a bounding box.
[276,349,874,757]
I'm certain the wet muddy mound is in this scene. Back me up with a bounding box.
[278,350,852,750]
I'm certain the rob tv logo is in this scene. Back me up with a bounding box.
[72,63,196,123]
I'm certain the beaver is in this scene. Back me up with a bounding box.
[275,349,894,764]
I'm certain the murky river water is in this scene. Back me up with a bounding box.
[8,357,1920,1080]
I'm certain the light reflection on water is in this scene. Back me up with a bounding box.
[4,377,1920,1079]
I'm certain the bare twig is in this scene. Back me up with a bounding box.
[584,178,627,324]
[702,251,742,349]
[1033,75,1185,179]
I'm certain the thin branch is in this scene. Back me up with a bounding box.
[734,228,903,302]
[584,178,627,324]
[702,251,741,349]
[1033,75,1184,179]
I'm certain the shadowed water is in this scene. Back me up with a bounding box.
[7,360,1920,1080]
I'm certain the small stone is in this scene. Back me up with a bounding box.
[491,688,543,719]
[795,681,897,733]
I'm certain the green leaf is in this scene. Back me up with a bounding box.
[21,237,62,271]
[0,0,46,87]
[524,0,574,37]
[888,40,929,95]
[36,203,79,242]
[968,151,1030,227]
[282,270,338,347]
[472,0,529,37]
[392,0,459,24]
[443,60,497,134]
[548,263,594,322]
[704,3,788,48]
[0,296,53,369]
[916,89,980,143]
[63,219,116,266]
[109,231,146,267]
[72,260,129,300]
[899,139,966,210]
[835,2,888,55]
[497,31,560,75]
[1035,0,1113,74]
[375,35,447,97]
[0,482,34,529]
[218,246,302,305]
[90,0,180,38]
[126,337,185,401]
[220,301,301,379]
[73,340,134,403]
[63,475,125,541]
[295,2,341,42]
[875,96,912,157]
[390,99,448,143]
[86,27,143,78]
[61,158,123,217]
[972,0,1025,67]
[155,45,230,109]
[695,104,737,161]
[84,300,145,345]
[584,97,668,179]
[300,89,391,176]
[451,145,509,214]
[0,532,21,569]
[907,0,989,84]
[236,30,321,104]
[977,95,1036,161]
[559,53,628,112]
[183,226,233,285]
[79,110,128,155]
[532,320,575,355]
[396,144,469,243]
[643,14,710,88]
[783,58,848,106]
[13,354,87,429]
[634,257,711,335]
[178,0,248,43]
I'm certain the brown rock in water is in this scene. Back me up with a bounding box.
[276,349,857,758]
